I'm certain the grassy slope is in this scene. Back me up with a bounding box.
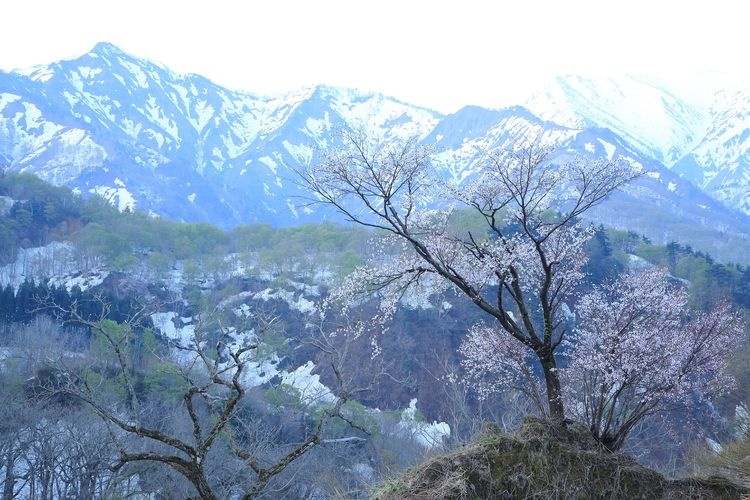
[374,418,749,499]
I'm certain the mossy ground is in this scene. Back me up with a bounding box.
[373,417,749,499]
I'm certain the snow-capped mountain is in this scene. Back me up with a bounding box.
[0,42,441,225]
[524,75,707,166]
[423,105,750,263]
[672,88,750,215]
[525,74,750,219]
[2,43,750,262]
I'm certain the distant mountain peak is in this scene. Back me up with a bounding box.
[2,43,750,261]
[90,41,126,56]
[525,74,708,165]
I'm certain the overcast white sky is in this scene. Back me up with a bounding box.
[1,0,746,113]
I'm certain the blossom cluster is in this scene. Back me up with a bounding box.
[562,267,743,445]
[459,322,545,408]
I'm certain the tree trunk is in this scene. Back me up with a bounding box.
[185,466,217,500]
[539,352,566,425]
[2,450,15,500]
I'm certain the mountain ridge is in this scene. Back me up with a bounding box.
[2,42,750,263]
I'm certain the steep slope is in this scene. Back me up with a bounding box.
[374,418,748,499]
[524,74,750,218]
[0,42,442,225]
[2,43,750,262]
[569,128,750,262]
[425,105,577,183]
[524,74,707,166]
[673,88,750,215]
[422,107,750,263]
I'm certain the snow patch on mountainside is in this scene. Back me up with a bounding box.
[149,308,335,404]
[305,113,331,138]
[431,115,576,184]
[120,60,150,89]
[597,139,616,160]
[0,241,107,292]
[259,156,278,175]
[151,311,196,345]
[282,361,335,405]
[5,43,750,229]
[525,75,707,165]
[16,65,55,82]
[398,399,450,448]
[323,86,440,140]
[283,140,313,165]
[253,288,316,314]
[89,185,136,211]
[674,88,750,214]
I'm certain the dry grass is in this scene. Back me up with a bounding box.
[373,417,748,499]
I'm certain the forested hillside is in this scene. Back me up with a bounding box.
[0,170,748,497]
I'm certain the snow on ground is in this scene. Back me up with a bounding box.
[398,398,450,449]
[325,87,440,140]
[144,96,180,139]
[626,253,651,270]
[0,347,12,364]
[0,196,15,216]
[48,270,108,292]
[78,66,102,80]
[242,353,283,387]
[305,113,331,138]
[25,66,55,82]
[282,360,336,405]
[253,288,316,314]
[0,241,107,292]
[283,140,313,166]
[89,185,136,211]
[259,156,278,175]
[286,199,298,218]
[0,92,21,109]
[149,309,335,403]
[597,139,616,160]
[287,280,320,296]
[191,101,215,133]
[150,311,195,345]
[119,59,149,89]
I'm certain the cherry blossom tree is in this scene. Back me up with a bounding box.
[298,131,640,424]
[563,267,743,451]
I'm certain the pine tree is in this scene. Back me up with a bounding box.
[14,279,34,323]
[0,284,14,324]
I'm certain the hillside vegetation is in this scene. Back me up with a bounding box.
[0,171,749,498]
[375,418,749,499]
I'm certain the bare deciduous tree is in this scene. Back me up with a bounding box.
[44,293,370,499]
